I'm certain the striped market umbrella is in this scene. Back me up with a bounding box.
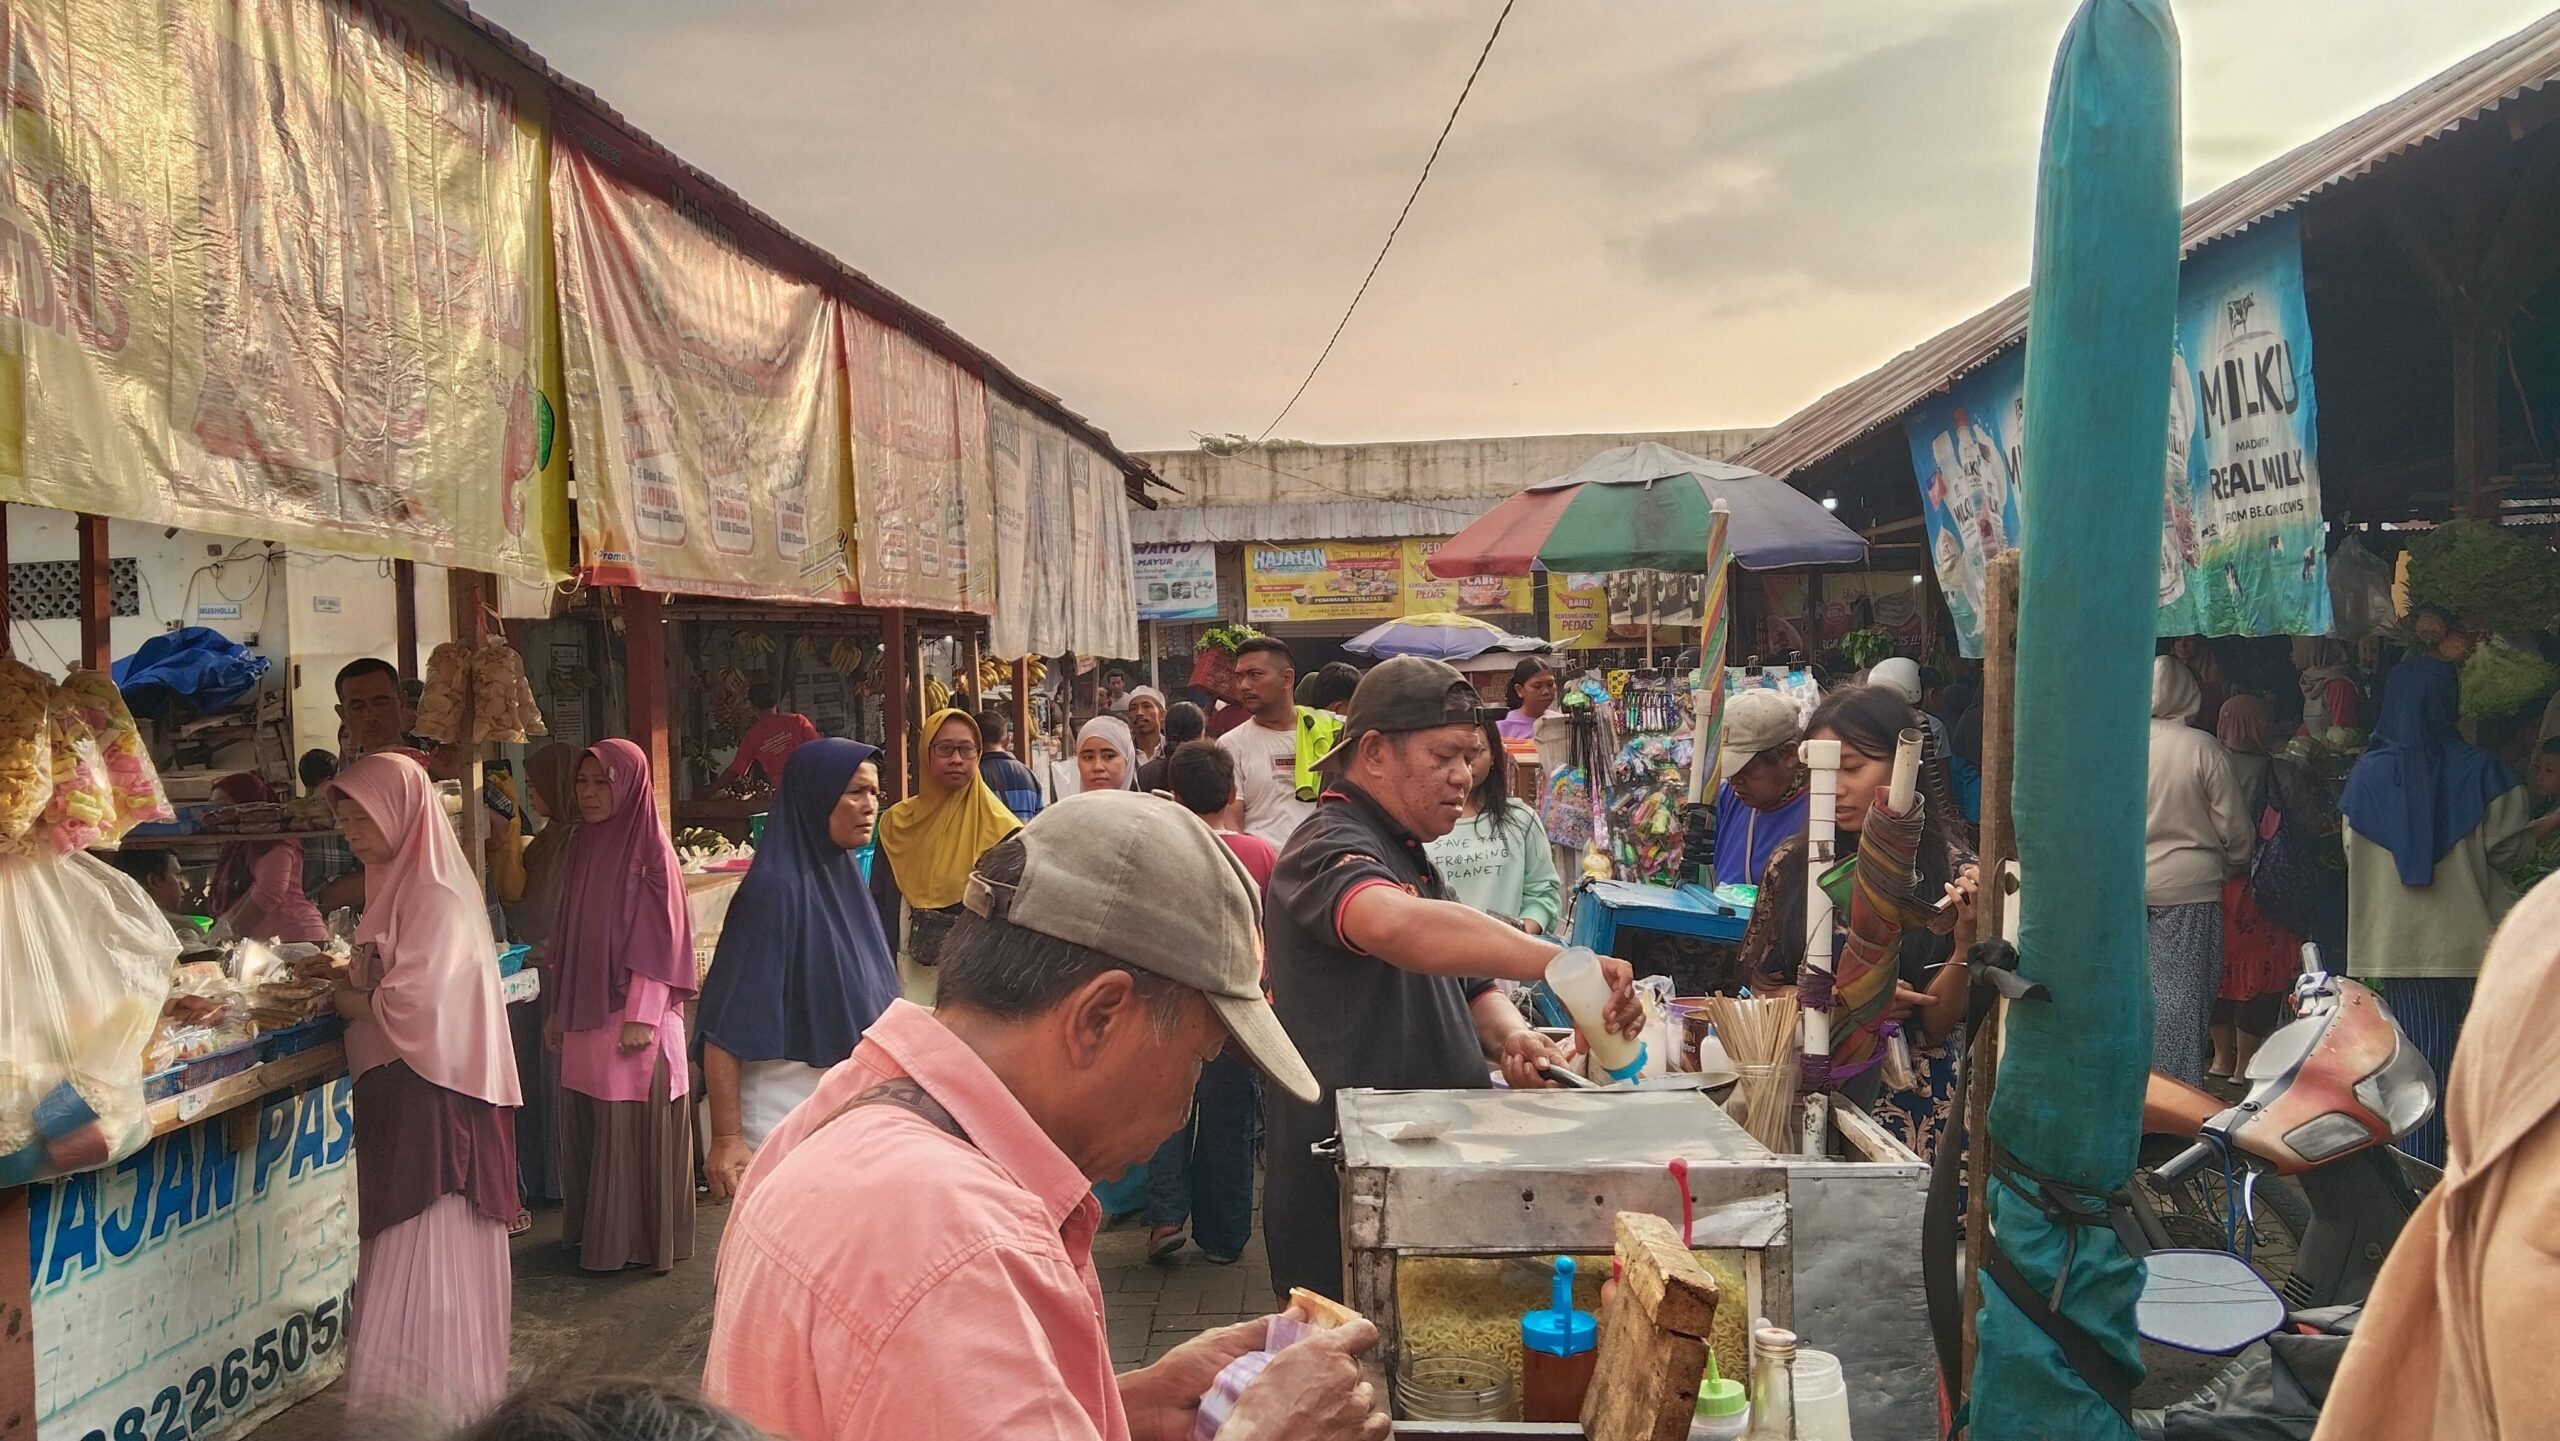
[1343,612,1551,662]
[1419,442,1867,578]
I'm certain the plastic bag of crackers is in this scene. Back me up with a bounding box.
[0,849,181,1184]
[58,671,172,836]
[0,659,56,847]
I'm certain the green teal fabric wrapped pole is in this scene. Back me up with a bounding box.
[1973,0,2181,1436]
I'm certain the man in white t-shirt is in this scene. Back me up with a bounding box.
[1219,638,1317,848]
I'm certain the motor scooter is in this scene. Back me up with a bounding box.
[2125,944,2436,1313]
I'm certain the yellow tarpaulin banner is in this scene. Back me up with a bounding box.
[0,0,569,580]
[1401,538,1531,617]
[846,306,992,614]
[1243,541,1401,624]
[549,135,854,603]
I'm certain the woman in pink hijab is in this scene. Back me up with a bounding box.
[313,754,520,1430]
[547,739,699,1273]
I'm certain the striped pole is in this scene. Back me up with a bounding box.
[1686,500,1734,805]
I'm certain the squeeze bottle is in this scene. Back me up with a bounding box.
[1545,947,1646,1082]
[1519,1256,1598,1422]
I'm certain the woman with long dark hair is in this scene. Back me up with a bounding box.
[1737,685,1979,1159]
[1424,720,1563,934]
[1499,659,1559,742]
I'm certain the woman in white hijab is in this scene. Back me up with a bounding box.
[1075,715,1140,793]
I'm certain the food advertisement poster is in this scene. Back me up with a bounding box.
[1549,570,1704,650]
[0,0,569,580]
[1401,539,1532,617]
[1244,542,1402,624]
[846,308,994,614]
[1134,542,1219,621]
[550,122,855,603]
[987,391,1141,660]
[1903,213,2326,654]
[30,1080,359,1441]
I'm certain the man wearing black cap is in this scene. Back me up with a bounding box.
[1262,656,1643,1301]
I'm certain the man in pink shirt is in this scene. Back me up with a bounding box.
[705,790,1389,1441]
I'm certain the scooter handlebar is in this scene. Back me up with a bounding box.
[2153,1140,2219,1186]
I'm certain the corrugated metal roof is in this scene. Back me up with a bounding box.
[1130,498,1499,545]
[1737,10,2560,483]
[424,0,1163,499]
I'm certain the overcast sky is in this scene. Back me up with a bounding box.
[481,1,2554,452]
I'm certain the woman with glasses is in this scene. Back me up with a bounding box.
[870,709,1022,1003]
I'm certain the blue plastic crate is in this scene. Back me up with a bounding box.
[257,1015,344,1062]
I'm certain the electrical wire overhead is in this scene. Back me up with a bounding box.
[1252,0,1521,442]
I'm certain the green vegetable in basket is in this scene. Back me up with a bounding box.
[2406,520,2560,633]
[2457,638,2559,719]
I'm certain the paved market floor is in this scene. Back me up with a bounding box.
[261,1195,1271,1438]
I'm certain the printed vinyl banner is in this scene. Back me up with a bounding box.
[1244,541,1402,624]
[550,133,854,603]
[0,0,570,580]
[846,307,993,614]
[1904,213,2328,655]
[1402,539,1532,617]
[30,1079,360,1441]
[1548,569,1704,650]
[1134,542,1218,621]
[987,390,1139,660]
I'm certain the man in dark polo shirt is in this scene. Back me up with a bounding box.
[1262,655,1642,1301]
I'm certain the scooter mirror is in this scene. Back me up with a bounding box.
[2135,1249,2286,1355]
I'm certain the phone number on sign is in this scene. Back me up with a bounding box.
[83,1289,354,1441]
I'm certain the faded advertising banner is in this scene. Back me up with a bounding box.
[0,0,570,579]
[846,307,994,615]
[987,391,1140,660]
[550,132,854,603]
[1904,212,2328,654]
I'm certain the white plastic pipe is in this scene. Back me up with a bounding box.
[1888,727,1922,814]
[1798,737,1841,1156]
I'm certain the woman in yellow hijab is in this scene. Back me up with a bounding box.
[868,709,1021,999]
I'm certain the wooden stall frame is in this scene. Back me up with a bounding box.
[75,515,109,673]
[621,588,673,833]
[1959,549,2023,1404]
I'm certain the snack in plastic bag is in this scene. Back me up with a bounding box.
[413,641,473,743]
[1191,1291,1364,1441]
[0,659,56,847]
[0,849,181,1183]
[469,637,546,743]
[37,698,116,854]
[58,671,172,832]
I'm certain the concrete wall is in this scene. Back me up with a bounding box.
[3,508,283,674]
[1136,429,1766,509]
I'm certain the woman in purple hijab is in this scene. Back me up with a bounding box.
[548,739,700,1273]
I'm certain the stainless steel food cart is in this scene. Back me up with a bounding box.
[1334,1085,1933,1440]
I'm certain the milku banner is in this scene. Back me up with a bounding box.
[1904,212,2328,655]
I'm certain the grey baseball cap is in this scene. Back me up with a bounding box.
[961,789,1319,1103]
[1719,688,1805,778]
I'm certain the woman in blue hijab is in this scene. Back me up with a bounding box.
[699,740,897,1199]
[2339,654,2533,1166]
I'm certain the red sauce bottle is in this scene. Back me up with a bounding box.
[1520,1255,1599,1423]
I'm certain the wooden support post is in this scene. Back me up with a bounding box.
[447,570,492,887]
[0,505,12,660]
[2,1186,31,1441]
[393,559,420,681]
[76,513,110,672]
[1009,657,1032,766]
[622,588,672,833]
[1959,549,2023,1406]
[879,610,909,795]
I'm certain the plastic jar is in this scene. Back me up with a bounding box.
[1394,1356,1515,1421]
